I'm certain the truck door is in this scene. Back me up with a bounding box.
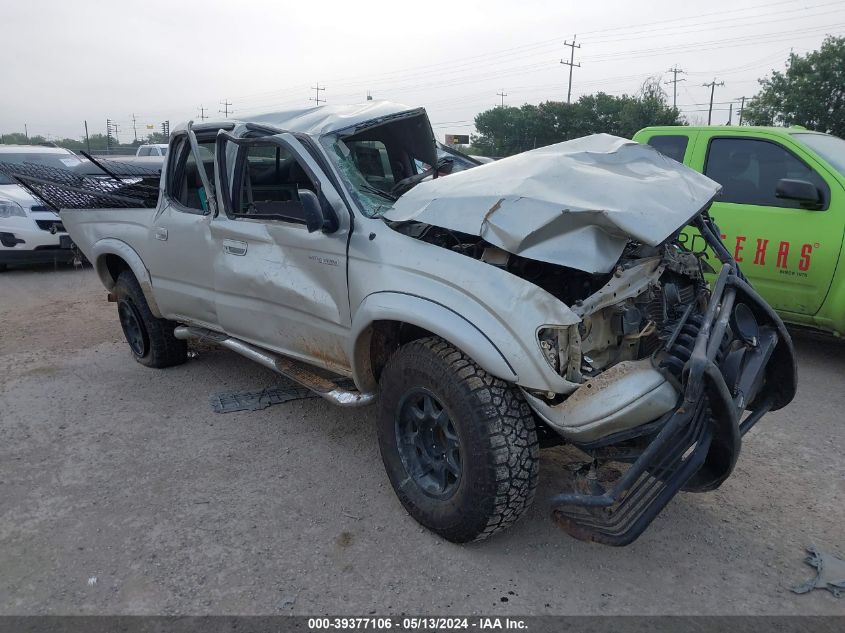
[144,131,219,327]
[210,130,353,374]
[691,134,843,316]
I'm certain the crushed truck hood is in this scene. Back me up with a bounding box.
[384,134,721,273]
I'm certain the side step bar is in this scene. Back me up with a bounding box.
[173,325,376,408]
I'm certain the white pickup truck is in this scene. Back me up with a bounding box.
[0,101,797,545]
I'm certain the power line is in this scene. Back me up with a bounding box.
[664,66,686,109]
[219,100,233,117]
[702,79,726,125]
[310,82,326,105]
[560,35,581,104]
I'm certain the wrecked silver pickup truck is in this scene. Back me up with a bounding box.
[1,101,796,545]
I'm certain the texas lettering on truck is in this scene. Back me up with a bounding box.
[634,125,845,336]
[0,102,796,546]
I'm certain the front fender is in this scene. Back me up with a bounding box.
[91,238,162,318]
[349,291,518,392]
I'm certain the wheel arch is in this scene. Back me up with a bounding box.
[91,238,163,318]
[349,291,518,393]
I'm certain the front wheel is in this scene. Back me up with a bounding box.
[113,270,187,368]
[377,337,539,543]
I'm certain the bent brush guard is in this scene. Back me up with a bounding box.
[551,258,797,546]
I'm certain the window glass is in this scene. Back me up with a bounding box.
[792,132,845,177]
[232,143,317,223]
[646,135,688,163]
[160,146,168,157]
[704,137,827,208]
[345,140,395,190]
[166,137,216,213]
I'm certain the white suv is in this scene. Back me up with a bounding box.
[0,145,81,270]
[135,144,168,157]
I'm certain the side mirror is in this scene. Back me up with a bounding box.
[299,189,338,233]
[776,178,823,209]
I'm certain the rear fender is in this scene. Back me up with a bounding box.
[91,238,162,318]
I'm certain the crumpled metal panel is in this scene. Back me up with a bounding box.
[179,101,424,138]
[385,134,722,274]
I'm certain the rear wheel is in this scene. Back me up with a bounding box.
[113,270,187,368]
[377,337,539,543]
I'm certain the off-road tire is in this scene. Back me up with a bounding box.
[113,270,187,368]
[377,336,539,543]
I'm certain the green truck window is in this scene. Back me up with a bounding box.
[646,135,688,163]
[704,137,828,210]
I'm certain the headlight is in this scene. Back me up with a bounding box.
[538,325,578,378]
[0,200,26,218]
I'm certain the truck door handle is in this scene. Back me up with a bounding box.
[223,239,248,256]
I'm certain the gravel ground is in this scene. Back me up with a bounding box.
[0,264,843,615]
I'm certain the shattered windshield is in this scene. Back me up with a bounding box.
[322,135,398,217]
[319,110,438,218]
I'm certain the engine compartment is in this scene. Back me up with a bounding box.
[395,221,709,389]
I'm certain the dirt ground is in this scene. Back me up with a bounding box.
[1,264,843,615]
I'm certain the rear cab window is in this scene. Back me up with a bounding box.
[227,141,320,225]
[165,136,217,214]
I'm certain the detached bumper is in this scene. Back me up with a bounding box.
[550,263,797,546]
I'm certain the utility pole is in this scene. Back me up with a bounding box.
[366,91,373,101]
[24,124,28,140]
[560,35,581,104]
[737,96,746,126]
[664,66,686,109]
[84,120,90,154]
[702,78,725,125]
[727,102,733,126]
[310,82,326,105]
[106,118,118,150]
[131,113,138,143]
[198,105,208,120]
[219,100,232,117]
[496,90,508,107]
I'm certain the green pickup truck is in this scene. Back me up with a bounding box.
[634,126,845,336]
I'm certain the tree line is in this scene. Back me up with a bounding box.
[0,131,168,152]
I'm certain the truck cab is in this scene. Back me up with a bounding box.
[634,126,845,335]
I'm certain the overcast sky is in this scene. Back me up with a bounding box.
[2,0,843,142]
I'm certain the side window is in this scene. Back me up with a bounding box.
[230,142,318,224]
[138,147,151,157]
[345,140,395,190]
[165,136,216,214]
[705,138,828,209]
[646,135,688,163]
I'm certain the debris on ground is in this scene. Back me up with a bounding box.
[209,379,356,413]
[87,576,98,586]
[791,546,845,598]
[210,384,318,413]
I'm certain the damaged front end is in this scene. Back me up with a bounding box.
[528,216,796,545]
[375,133,796,545]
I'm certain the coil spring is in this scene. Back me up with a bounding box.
[660,313,730,380]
